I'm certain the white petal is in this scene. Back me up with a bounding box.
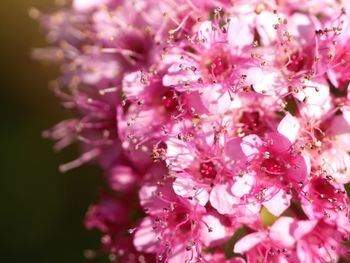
[277,113,300,143]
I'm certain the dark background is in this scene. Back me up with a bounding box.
[0,1,106,262]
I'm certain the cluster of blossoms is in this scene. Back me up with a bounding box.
[34,0,350,262]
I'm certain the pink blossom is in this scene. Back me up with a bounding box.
[134,182,234,262]
[35,0,350,262]
[234,216,348,263]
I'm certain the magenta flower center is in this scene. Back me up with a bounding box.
[162,90,179,112]
[239,111,261,132]
[313,178,336,199]
[199,161,217,178]
[261,155,285,175]
[287,52,307,72]
[207,55,229,77]
[168,209,192,235]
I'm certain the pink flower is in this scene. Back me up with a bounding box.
[107,164,139,192]
[162,19,264,99]
[227,120,309,217]
[36,1,350,262]
[301,175,349,223]
[234,222,296,262]
[234,216,349,263]
[85,194,129,233]
[165,121,226,206]
[134,181,234,262]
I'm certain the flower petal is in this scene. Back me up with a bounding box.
[277,113,300,143]
[173,176,209,206]
[262,188,291,217]
[270,217,296,247]
[234,232,267,254]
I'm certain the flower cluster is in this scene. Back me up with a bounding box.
[34,0,350,262]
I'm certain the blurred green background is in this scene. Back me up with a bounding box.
[0,1,106,262]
